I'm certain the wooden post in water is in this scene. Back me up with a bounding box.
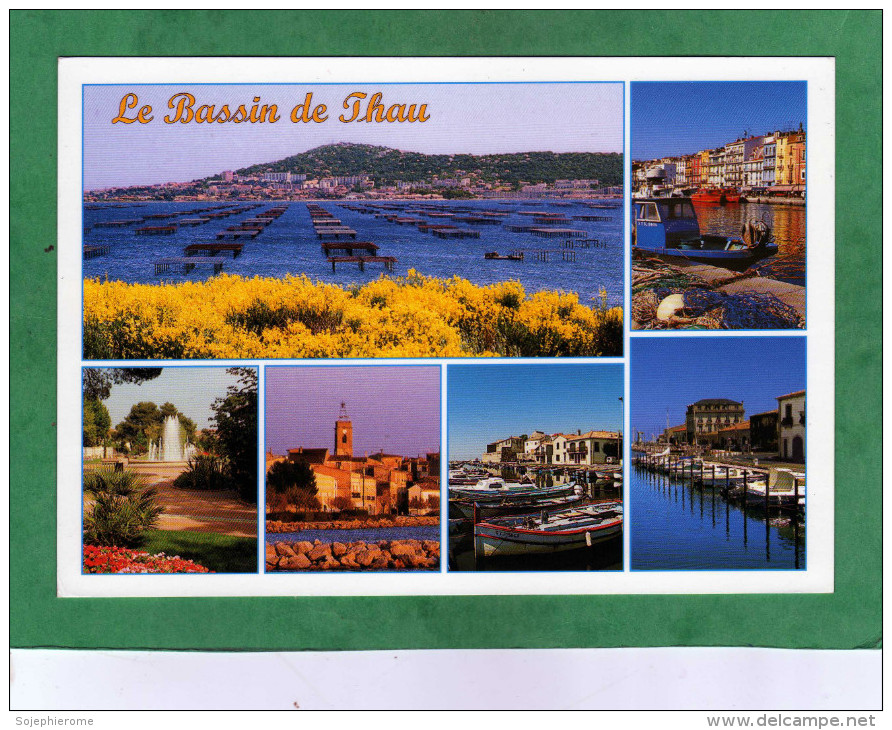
[764,471,770,512]
[742,470,748,506]
[700,461,704,487]
[711,464,716,490]
[725,466,730,490]
[794,477,800,514]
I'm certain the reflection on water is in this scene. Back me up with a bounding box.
[630,464,805,571]
[695,203,806,285]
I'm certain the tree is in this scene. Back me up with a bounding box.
[266,459,317,496]
[114,402,162,454]
[83,368,162,401]
[213,368,258,503]
[83,399,111,447]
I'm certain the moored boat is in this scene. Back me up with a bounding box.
[451,491,584,521]
[632,197,778,270]
[474,501,623,557]
[449,477,574,503]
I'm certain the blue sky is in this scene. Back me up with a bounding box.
[631,81,807,160]
[84,83,623,189]
[265,366,440,458]
[447,364,623,460]
[631,337,806,441]
[94,367,245,429]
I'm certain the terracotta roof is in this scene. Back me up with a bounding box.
[690,398,743,407]
[718,421,750,433]
[666,424,687,433]
[286,447,329,464]
[566,430,620,441]
[777,390,806,400]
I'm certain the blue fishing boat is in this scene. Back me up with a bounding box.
[632,197,778,269]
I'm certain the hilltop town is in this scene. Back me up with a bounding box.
[266,403,440,517]
[84,143,623,202]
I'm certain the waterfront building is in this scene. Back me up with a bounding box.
[707,148,726,187]
[777,390,806,462]
[774,130,806,194]
[723,139,746,189]
[565,430,622,465]
[716,420,750,452]
[689,154,702,188]
[749,410,779,452]
[742,144,765,189]
[482,436,524,463]
[685,398,745,448]
[662,423,688,446]
[761,135,777,187]
[675,156,688,187]
[523,431,547,460]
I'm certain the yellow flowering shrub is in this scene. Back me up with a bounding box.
[83,272,623,359]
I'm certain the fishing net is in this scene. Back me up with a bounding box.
[681,289,802,329]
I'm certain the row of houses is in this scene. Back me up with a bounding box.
[483,429,622,466]
[660,391,806,462]
[633,126,806,194]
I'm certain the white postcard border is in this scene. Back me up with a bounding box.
[59,56,833,597]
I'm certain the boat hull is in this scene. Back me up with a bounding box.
[475,518,622,557]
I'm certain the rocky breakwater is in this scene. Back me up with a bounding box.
[267,538,440,572]
[266,515,438,533]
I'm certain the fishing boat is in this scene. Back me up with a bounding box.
[632,197,778,269]
[484,251,523,261]
[474,501,623,557]
[451,491,585,521]
[691,188,727,205]
[449,477,574,503]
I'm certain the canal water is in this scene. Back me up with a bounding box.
[629,464,805,571]
[83,198,624,308]
[695,202,806,286]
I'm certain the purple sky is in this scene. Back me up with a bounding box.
[265,366,441,458]
[83,83,623,189]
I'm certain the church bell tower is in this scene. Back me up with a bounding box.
[334,401,353,458]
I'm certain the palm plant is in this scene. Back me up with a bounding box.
[83,467,163,547]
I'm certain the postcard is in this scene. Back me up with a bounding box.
[57,56,834,598]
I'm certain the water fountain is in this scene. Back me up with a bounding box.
[161,415,184,462]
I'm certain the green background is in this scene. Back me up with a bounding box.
[10,10,881,650]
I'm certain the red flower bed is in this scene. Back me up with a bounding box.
[83,545,213,574]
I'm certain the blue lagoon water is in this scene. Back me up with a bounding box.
[83,199,624,307]
[630,464,805,571]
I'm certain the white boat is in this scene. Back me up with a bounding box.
[449,477,572,503]
[474,501,623,557]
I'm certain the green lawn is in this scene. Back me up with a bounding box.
[140,530,258,574]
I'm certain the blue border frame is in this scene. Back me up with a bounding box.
[262,362,444,575]
[80,364,261,576]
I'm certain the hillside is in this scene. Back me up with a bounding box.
[236,143,622,186]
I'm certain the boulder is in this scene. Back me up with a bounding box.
[331,542,347,558]
[293,541,314,555]
[279,553,312,570]
[274,542,296,558]
[421,540,440,553]
[389,542,417,559]
[370,556,389,569]
[265,558,279,571]
[356,550,374,567]
[307,544,331,562]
